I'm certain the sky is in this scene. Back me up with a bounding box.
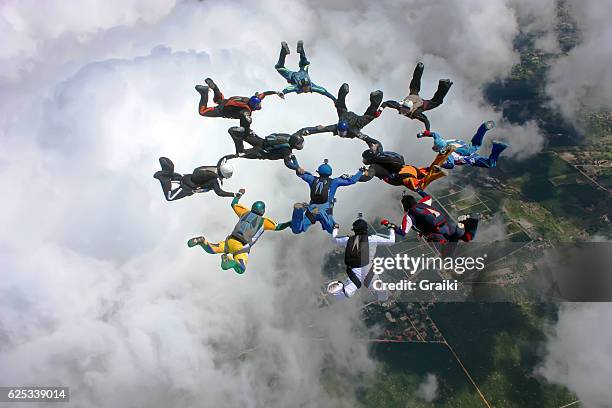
[1,0,611,407]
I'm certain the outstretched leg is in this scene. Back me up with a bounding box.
[275,41,290,69]
[205,78,223,104]
[428,79,453,108]
[364,90,383,116]
[470,120,496,147]
[228,126,249,154]
[409,62,424,95]
[297,40,310,69]
[336,83,349,115]
[154,157,191,201]
[472,141,508,168]
[291,203,313,234]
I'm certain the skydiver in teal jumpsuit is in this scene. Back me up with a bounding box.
[275,40,336,102]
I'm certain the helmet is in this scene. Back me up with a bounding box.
[337,120,349,136]
[289,134,304,150]
[432,136,446,152]
[401,194,417,211]
[219,162,234,179]
[402,99,414,110]
[251,201,266,215]
[317,161,333,177]
[352,219,368,235]
[248,95,262,110]
[362,149,376,164]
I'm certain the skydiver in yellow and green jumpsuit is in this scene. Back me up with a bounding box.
[187,189,290,274]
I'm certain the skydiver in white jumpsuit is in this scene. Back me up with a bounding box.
[326,218,396,302]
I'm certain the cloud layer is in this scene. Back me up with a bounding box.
[1,0,607,406]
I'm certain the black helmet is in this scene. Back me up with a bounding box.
[362,149,376,164]
[289,134,304,150]
[352,219,368,235]
[401,195,417,211]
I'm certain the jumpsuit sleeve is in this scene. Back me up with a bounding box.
[213,180,236,197]
[311,84,337,102]
[257,91,279,99]
[282,85,298,95]
[299,125,336,136]
[333,170,363,187]
[413,109,431,131]
[263,217,278,231]
[299,171,316,185]
[369,229,396,246]
[332,227,349,245]
[232,204,249,217]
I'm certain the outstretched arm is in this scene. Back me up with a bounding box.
[311,84,337,102]
[213,180,236,197]
[297,125,336,137]
[332,225,349,245]
[333,169,364,187]
[412,109,431,131]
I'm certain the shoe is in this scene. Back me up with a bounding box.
[195,85,208,95]
[204,78,216,89]
[187,236,207,248]
[340,83,349,94]
[296,40,304,54]
[159,157,175,173]
[281,41,290,54]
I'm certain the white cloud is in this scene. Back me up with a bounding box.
[0,0,552,406]
[537,303,612,408]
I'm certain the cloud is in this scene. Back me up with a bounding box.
[546,0,612,121]
[537,303,612,408]
[0,0,554,406]
[416,373,439,402]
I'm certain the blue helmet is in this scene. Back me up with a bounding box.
[248,95,262,110]
[337,120,349,136]
[432,135,447,152]
[317,160,333,177]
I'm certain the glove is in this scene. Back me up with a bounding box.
[237,188,246,196]
[333,223,340,229]
[340,174,350,179]
[380,219,390,226]
[277,92,285,99]
[359,166,367,173]
[296,167,305,176]
[417,130,431,138]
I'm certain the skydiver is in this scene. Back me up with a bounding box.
[275,40,336,101]
[379,62,452,131]
[194,77,283,134]
[359,141,454,194]
[220,125,321,170]
[381,194,479,243]
[187,190,291,274]
[326,218,396,302]
[311,83,383,147]
[417,121,509,169]
[291,160,363,234]
[153,157,237,201]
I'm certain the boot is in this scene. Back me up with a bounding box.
[195,85,209,107]
[204,77,222,102]
[187,236,207,248]
[159,157,175,173]
[431,79,452,104]
[409,62,424,94]
[276,41,290,68]
[489,141,509,163]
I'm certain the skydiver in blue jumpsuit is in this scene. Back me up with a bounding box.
[275,41,336,101]
[418,121,509,169]
[291,160,364,234]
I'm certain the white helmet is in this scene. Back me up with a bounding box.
[402,99,414,110]
[219,162,234,179]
